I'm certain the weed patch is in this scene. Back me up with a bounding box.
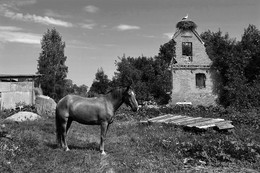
[0,106,260,172]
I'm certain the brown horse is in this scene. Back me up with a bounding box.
[55,86,138,155]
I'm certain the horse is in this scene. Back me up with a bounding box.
[55,86,139,155]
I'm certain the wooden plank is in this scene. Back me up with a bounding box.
[185,118,213,127]
[170,117,199,124]
[145,114,234,131]
[217,123,234,130]
[162,115,188,123]
[150,115,183,123]
[177,117,203,125]
[197,124,219,129]
[189,119,225,128]
[190,118,225,127]
[167,116,195,124]
[148,114,175,122]
[215,121,234,129]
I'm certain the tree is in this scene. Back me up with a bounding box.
[64,79,88,97]
[113,56,154,102]
[240,25,260,107]
[73,84,88,97]
[201,27,260,109]
[112,38,176,105]
[201,30,242,107]
[88,68,111,96]
[37,28,68,101]
[154,38,176,103]
[158,38,176,65]
[241,25,260,83]
[113,45,175,104]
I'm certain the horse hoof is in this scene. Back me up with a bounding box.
[101,151,106,155]
[64,147,70,151]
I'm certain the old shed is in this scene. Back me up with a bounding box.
[0,74,41,110]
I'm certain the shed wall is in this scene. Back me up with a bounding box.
[0,82,34,109]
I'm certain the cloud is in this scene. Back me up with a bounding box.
[0,26,41,44]
[116,24,140,31]
[0,5,73,27]
[163,32,174,39]
[80,23,96,29]
[1,0,37,11]
[0,26,21,31]
[84,5,99,13]
[44,9,71,19]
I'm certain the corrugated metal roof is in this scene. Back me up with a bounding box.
[0,74,42,78]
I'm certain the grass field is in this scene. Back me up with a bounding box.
[1,106,260,172]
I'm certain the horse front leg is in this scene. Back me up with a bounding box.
[100,121,109,155]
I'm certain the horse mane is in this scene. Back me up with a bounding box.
[106,87,126,99]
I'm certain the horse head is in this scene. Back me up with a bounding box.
[123,86,139,112]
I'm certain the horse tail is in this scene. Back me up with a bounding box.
[55,104,63,147]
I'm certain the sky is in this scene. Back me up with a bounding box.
[0,0,259,87]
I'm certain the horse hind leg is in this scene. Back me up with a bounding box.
[63,118,73,151]
[55,111,64,148]
[56,110,70,151]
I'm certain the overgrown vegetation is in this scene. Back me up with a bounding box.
[1,106,260,172]
[201,24,260,109]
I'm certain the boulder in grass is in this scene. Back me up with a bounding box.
[35,95,56,117]
[5,111,41,122]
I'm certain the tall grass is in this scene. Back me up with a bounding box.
[0,106,260,172]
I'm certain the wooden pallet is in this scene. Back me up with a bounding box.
[141,114,234,130]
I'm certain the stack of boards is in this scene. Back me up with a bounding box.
[141,114,234,131]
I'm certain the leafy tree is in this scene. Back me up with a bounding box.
[201,30,243,107]
[64,79,88,97]
[241,25,260,83]
[240,25,260,107]
[88,68,111,96]
[153,39,176,103]
[64,79,74,94]
[113,39,175,104]
[37,28,68,101]
[73,84,88,97]
[113,56,154,102]
[158,38,176,65]
[201,25,260,108]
